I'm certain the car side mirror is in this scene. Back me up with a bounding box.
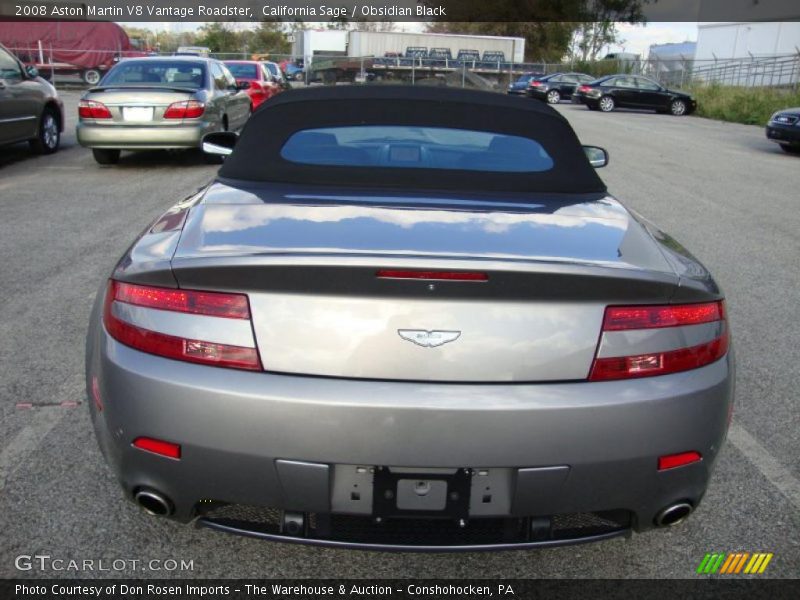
[25,65,39,78]
[202,131,238,157]
[583,145,609,168]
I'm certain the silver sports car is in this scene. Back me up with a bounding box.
[86,86,734,551]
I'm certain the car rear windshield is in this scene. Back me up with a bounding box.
[225,63,258,79]
[280,126,554,173]
[102,61,206,88]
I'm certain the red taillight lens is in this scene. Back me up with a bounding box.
[103,281,261,371]
[530,81,543,87]
[133,437,181,459]
[376,270,488,281]
[578,85,591,93]
[112,280,250,319]
[658,451,702,471]
[602,301,724,331]
[78,100,112,119]
[163,100,205,119]
[589,301,729,381]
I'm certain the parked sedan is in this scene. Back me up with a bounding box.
[0,42,63,154]
[77,56,251,164]
[765,108,800,154]
[575,74,696,115]
[506,72,540,95]
[224,60,280,109]
[86,86,733,550]
[527,72,595,104]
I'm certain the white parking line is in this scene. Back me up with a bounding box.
[728,422,800,511]
[0,407,65,492]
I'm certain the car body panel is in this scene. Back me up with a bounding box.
[77,56,250,150]
[766,108,800,149]
[87,86,732,549]
[575,74,696,114]
[527,72,595,102]
[0,42,63,147]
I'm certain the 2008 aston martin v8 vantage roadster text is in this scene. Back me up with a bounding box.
[85,86,734,551]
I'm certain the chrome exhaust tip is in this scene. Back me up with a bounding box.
[134,489,173,517]
[655,502,693,527]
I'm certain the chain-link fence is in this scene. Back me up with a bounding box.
[7,45,800,91]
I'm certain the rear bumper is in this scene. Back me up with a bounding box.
[766,123,800,145]
[76,120,215,149]
[88,317,734,548]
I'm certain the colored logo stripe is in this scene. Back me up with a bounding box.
[698,552,773,575]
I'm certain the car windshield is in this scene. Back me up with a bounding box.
[264,63,280,77]
[280,126,554,173]
[226,63,258,79]
[102,61,205,88]
[515,74,535,84]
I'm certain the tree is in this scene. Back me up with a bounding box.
[196,23,239,54]
[252,21,291,55]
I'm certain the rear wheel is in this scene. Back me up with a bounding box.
[546,89,561,104]
[780,144,800,155]
[598,96,615,112]
[92,149,120,165]
[83,69,101,86]
[29,107,60,154]
[670,99,687,116]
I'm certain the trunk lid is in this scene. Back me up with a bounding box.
[170,183,679,382]
[83,87,198,124]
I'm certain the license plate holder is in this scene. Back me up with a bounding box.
[123,107,154,122]
[372,468,471,519]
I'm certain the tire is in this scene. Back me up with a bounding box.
[29,107,60,155]
[92,149,120,165]
[83,69,101,86]
[780,144,800,155]
[598,96,615,112]
[546,89,561,104]
[670,99,688,116]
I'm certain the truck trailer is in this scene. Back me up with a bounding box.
[296,30,527,84]
[0,21,150,85]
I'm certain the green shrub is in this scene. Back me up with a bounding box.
[689,83,800,125]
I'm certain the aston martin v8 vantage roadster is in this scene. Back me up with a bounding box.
[86,86,733,551]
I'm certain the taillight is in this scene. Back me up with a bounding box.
[530,81,543,87]
[103,280,261,371]
[589,301,728,381]
[133,437,181,459]
[78,100,112,119]
[163,100,205,119]
[376,270,488,281]
[658,451,702,471]
[578,85,592,93]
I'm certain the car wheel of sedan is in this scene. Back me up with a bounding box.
[92,149,121,165]
[599,96,615,112]
[546,90,561,104]
[29,108,60,155]
[670,99,687,116]
[780,144,800,155]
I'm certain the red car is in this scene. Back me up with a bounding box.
[223,61,280,109]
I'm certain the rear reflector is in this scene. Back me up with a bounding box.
[603,301,724,331]
[104,281,261,371]
[163,100,205,119]
[78,100,112,119]
[589,301,729,381]
[658,451,702,471]
[376,270,488,281]
[111,280,250,319]
[133,437,181,459]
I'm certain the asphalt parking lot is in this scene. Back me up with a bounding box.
[0,90,798,579]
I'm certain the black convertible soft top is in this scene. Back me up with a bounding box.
[219,85,607,194]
